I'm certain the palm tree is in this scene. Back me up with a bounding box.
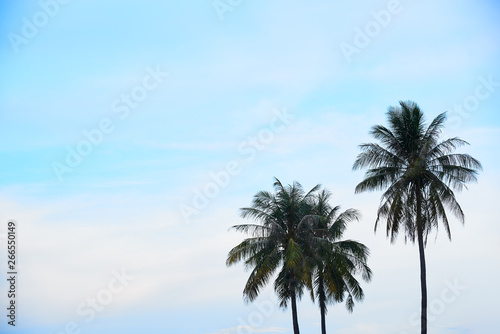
[353,100,482,334]
[304,190,372,334]
[226,178,320,334]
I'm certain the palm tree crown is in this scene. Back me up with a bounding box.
[353,100,481,243]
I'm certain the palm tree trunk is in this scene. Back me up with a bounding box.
[320,307,326,334]
[417,229,427,334]
[290,281,300,334]
[416,185,427,334]
[318,274,327,334]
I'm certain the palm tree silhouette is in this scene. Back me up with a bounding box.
[304,189,372,334]
[353,100,482,334]
[226,178,320,334]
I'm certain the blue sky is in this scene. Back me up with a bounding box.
[0,0,499,333]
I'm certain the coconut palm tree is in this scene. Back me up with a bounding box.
[352,100,482,334]
[304,190,372,334]
[226,178,320,334]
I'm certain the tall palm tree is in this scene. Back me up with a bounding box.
[226,178,320,334]
[304,190,372,334]
[353,101,482,334]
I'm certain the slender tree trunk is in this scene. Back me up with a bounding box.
[417,230,427,334]
[318,274,327,334]
[290,281,300,334]
[320,304,326,334]
[416,185,427,334]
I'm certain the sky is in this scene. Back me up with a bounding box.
[0,0,499,333]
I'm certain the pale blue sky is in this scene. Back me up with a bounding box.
[0,1,499,333]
